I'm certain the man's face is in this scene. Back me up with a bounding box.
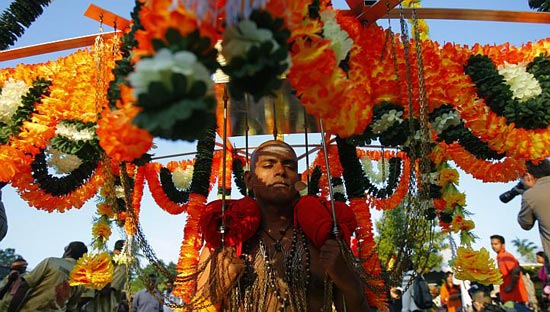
[472,301,484,312]
[521,172,536,188]
[491,238,503,253]
[245,142,299,205]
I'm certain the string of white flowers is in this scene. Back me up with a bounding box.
[46,147,83,174]
[370,110,403,134]
[55,122,96,142]
[128,49,214,99]
[360,156,388,184]
[221,19,281,71]
[320,10,353,63]
[497,61,542,103]
[431,110,461,135]
[0,79,30,126]
[172,166,194,189]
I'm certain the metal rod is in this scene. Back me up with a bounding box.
[318,119,339,236]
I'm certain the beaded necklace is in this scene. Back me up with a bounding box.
[233,228,310,312]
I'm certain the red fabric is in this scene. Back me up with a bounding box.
[200,197,261,250]
[497,250,529,303]
[294,195,357,249]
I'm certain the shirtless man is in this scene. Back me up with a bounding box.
[197,140,369,311]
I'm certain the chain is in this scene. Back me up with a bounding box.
[93,14,106,122]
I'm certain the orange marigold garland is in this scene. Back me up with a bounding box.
[357,149,411,211]
[441,141,525,183]
[174,192,206,301]
[349,198,387,310]
[11,158,104,212]
[448,38,550,161]
[97,85,153,164]
[145,161,194,215]
[69,252,114,290]
[335,137,386,309]
[288,3,373,137]
[309,144,343,198]
[174,126,216,301]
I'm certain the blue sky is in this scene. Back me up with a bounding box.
[0,0,549,268]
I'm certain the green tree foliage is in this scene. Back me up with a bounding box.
[0,248,23,279]
[374,201,449,279]
[130,261,177,293]
[0,248,21,268]
[511,237,538,263]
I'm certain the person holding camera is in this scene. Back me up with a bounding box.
[516,159,550,260]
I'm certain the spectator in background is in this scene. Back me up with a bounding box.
[132,273,163,312]
[0,257,28,309]
[389,286,403,312]
[490,235,532,312]
[471,290,505,312]
[440,272,462,312]
[0,182,8,241]
[402,258,429,312]
[8,241,88,311]
[162,278,182,312]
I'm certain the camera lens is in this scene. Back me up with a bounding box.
[499,181,524,203]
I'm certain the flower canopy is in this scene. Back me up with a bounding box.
[0,0,548,309]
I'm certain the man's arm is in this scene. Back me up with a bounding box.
[518,194,536,230]
[320,239,369,312]
[195,247,245,310]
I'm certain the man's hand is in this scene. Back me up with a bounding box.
[209,247,246,296]
[319,239,342,278]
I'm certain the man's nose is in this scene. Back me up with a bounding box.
[273,162,286,175]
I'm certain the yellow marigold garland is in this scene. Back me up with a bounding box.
[69,252,114,290]
[451,247,503,286]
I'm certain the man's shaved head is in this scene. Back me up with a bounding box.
[249,140,297,171]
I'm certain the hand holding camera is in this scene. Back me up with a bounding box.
[499,181,527,203]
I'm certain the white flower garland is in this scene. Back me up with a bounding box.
[46,147,83,174]
[222,19,280,71]
[0,79,30,126]
[129,49,214,98]
[171,166,194,190]
[370,109,403,134]
[497,62,542,102]
[431,110,461,135]
[320,10,353,63]
[360,156,388,184]
[55,122,96,142]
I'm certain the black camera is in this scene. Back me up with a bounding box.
[499,181,527,203]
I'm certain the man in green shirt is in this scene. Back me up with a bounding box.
[9,241,88,312]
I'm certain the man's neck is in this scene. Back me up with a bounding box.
[257,201,294,230]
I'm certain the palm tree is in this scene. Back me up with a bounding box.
[511,237,538,263]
